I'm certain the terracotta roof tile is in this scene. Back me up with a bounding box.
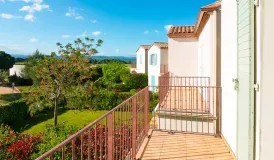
[140,45,151,50]
[201,1,221,11]
[167,1,221,38]
[151,42,168,49]
[168,26,195,38]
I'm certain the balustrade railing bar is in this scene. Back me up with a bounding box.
[36,87,150,160]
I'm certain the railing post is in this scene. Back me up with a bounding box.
[144,88,149,135]
[132,96,137,159]
[107,113,113,160]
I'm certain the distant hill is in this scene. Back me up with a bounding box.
[92,56,136,63]
[10,54,136,63]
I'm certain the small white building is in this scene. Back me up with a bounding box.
[167,2,221,86]
[148,42,168,92]
[136,45,150,74]
[9,64,25,77]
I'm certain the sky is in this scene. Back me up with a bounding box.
[0,0,216,56]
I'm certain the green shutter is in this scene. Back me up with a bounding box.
[236,0,255,159]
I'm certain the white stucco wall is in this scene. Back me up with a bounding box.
[168,38,198,77]
[136,48,146,73]
[9,65,25,77]
[198,15,213,81]
[259,0,274,159]
[221,0,237,155]
[148,46,162,92]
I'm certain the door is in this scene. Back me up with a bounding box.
[151,75,155,92]
[236,0,255,159]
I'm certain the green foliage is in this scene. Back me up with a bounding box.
[23,50,46,84]
[0,124,42,160]
[32,123,78,159]
[91,58,128,64]
[102,62,130,84]
[0,70,8,83]
[8,74,33,86]
[0,100,29,125]
[0,93,23,105]
[91,90,118,110]
[0,51,15,70]
[149,92,159,111]
[123,73,148,91]
[26,37,103,126]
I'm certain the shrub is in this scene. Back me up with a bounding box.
[7,134,42,160]
[123,73,148,91]
[150,92,159,111]
[0,99,29,125]
[32,123,78,159]
[8,74,33,86]
[91,90,118,110]
[0,124,42,160]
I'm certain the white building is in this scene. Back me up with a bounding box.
[9,64,25,77]
[136,45,150,74]
[167,2,221,86]
[148,42,168,92]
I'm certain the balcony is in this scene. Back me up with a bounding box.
[36,73,234,160]
[160,64,168,74]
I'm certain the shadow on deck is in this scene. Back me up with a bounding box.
[140,131,234,160]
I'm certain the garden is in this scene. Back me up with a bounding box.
[0,37,158,159]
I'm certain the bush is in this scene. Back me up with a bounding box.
[0,100,29,125]
[123,73,148,91]
[150,92,159,112]
[91,90,118,110]
[8,74,33,86]
[32,123,78,159]
[0,124,42,160]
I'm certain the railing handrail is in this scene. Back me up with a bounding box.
[36,86,149,160]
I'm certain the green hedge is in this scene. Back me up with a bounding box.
[0,100,29,125]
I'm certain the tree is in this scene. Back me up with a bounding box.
[26,37,103,126]
[23,49,46,84]
[0,70,8,84]
[0,51,15,70]
[102,62,130,90]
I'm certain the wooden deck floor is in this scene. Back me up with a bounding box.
[142,131,234,160]
[160,88,210,113]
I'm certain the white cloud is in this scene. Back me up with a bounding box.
[61,34,70,38]
[24,14,34,22]
[19,3,49,13]
[154,29,159,33]
[115,49,119,53]
[14,0,50,22]
[0,0,5,3]
[164,24,173,32]
[65,7,83,20]
[48,9,53,12]
[75,16,83,20]
[29,37,37,43]
[144,30,149,35]
[8,0,43,3]
[91,20,97,23]
[1,13,22,19]
[92,31,101,36]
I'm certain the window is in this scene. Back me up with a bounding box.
[150,54,157,65]
[140,54,142,64]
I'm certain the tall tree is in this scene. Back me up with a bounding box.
[0,70,8,84]
[26,37,103,126]
[0,51,15,70]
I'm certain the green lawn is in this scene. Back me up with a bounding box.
[12,109,107,135]
[0,93,22,105]
[16,86,32,93]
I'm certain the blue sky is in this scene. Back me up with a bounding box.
[0,0,216,56]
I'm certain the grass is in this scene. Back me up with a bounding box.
[16,85,32,93]
[0,93,22,105]
[11,109,107,135]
